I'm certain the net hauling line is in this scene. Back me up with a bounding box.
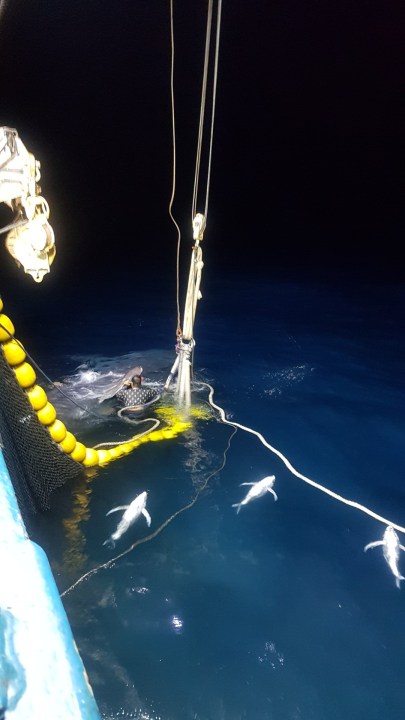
[0,318,160,445]
[202,382,405,536]
[62,368,405,598]
[164,3,403,542]
[60,424,237,598]
[166,0,222,405]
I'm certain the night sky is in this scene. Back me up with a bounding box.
[0,0,404,287]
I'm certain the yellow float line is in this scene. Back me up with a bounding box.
[0,297,192,468]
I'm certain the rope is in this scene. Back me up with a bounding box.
[60,424,237,597]
[202,382,405,536]
[0,219,28,236]
[204,0,222,219]
[0,320,162,451]
[192,0,222,221]
[92,418,160,448]
[192,0,213,222]
[0,320,102,420]
[168,0,222,344]
[0,320,162,429]
[168,0,182,339]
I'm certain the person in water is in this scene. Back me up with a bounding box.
[114,370,160,411]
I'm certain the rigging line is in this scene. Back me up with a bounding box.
[0,218,28,236]
[192,0,213,222]
[168,0,182,338]
[202,381,405,537]
[0,320,102,420]
[204,0,222,218]
[60,424,237,598]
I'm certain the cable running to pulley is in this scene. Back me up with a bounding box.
[192,0,222,224]
[166,0,222,406]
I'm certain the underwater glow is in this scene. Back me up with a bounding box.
[170,614,183,633]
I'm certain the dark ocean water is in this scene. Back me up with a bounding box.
[14,270,405,720]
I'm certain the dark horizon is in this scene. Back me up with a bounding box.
[0,0,404,285]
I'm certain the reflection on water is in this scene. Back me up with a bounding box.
[47,350,175,431]
[61,469,98,573]
[28,280,405,720]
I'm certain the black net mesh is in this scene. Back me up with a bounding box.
[0,347,82,521]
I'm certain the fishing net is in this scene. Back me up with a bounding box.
[0,347,82,522]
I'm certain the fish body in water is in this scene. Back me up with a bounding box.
[364,525,405,589]
[103,490,151,548]
[232,475,277,514]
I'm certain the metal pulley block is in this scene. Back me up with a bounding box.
[5,197,56,282]
[192,213,206,241]
[1,127,56,281]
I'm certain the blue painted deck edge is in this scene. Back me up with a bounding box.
[0,449,102,719]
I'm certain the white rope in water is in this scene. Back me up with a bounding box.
[92,418,160,448]
[203,382,405,536]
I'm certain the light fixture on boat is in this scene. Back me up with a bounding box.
[0,126,56,282]
[5,208,55,283]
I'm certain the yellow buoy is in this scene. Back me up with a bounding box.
[13,361,36,389]
[26,385,48,411]
[108,446,125,458]
[0,313,15,342]
[96,448,112,465]
[70,442,86,463]
[2,338,26,366]
[37,402,57,426]
[83,447,100,467]
[47,418,67,443]
[150,430,164,442]
[59,431,77,454]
